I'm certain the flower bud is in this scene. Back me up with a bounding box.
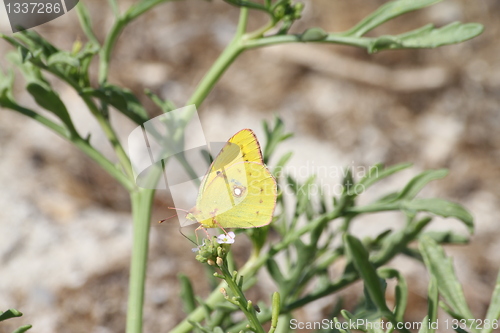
[216,256,224,267]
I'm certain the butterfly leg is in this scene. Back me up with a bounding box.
[194,224,210,243]
[213,219,230,237]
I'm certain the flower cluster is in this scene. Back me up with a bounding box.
[195,232,235,265]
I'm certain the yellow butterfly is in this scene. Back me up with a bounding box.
[185,129,277,232]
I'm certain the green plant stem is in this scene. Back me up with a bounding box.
[242,33,370,49]
[185,38,244,109]
[82,96,135,180]
[219,263,265,333]
[98,0,174,84]
[98,17,125,84]
[236,7,249,37]
[127,188,155,333]
[179,8,250,127]
[75,3,100,45]
[108,0,120,18]
[244,19,276,40]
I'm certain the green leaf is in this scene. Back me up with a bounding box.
[419,316,430,333]
[0,309,23,321]
[6,51,46,84]
[178,274,197,314]
[26,82,75,133]
[428,276,438,332]
[47,52,80,68]
[345,0,443,37]
[368,22,484,53]
[266,258,285,284]
[270,292,280,333]
[145,89,176,113]
[358,163,412,191]
[222,0,268,12]
[372,216,432,265]
[377,268,407,322]
[483,269,500,333]
[344,235,391,316]
[0,67,14,101]
[334,316,352,333]
[247,224,270,253]
[75,2,99,45]
[403,198,473,233]
[263,116,293,164]
[82,85,149,124]
[296,175,316,216]
[395,169,448,201]
[15,30,59,59]
[419,236,478,333]
[273,151,293,178]
[285,175,298,195]
[12,325,32,333]
[212,327,224,333]
[300,28,328,41]
[418,276,438,333]
[419,231,469,245]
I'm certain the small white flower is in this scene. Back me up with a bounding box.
[217,231,235,244]
[191,246,200,252]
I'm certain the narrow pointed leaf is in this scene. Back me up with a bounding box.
[273,151,293,177]
[419,236,478,333]
[344,235,391,315]
[358,163,412,191]
[47,52,80,68]
[369,22,484,53]
[12,325,32,333]
[82,85,149,124]
[300,28,328,41]
[482,269,500,333]
[0,309,22,321]
[178,274,197,314]
[377,268,407,322]
[26,82,75,133]
[403,198,473,233]
[419,231,469,245]
[269,292,280,333]
[266,258,285,284]
[395,169,448,201]
[345,0,443,37]
[428,276,438,333]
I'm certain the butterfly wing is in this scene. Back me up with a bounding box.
[188,129,277,228]
[193,161,277,228]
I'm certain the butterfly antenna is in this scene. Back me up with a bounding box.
[159,206,190,224]
[158,214,177,223]
[167,206,190,214]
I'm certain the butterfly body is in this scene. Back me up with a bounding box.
[186,129,277,230]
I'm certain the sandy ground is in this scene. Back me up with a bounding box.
[1,0,499,332]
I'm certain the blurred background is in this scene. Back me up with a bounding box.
[0,0,499,332]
